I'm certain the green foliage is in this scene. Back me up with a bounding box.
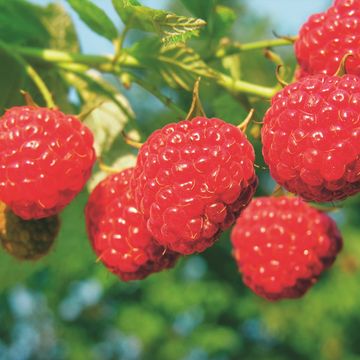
[212,5,237,39]
[42,3,80,52]
[112,0,206,45]
[0,1,79,110]
[0,0,50,46]
[0,48,25,109]
[66,0,118,42]
[180,0,216,19]
[129,37,216,91]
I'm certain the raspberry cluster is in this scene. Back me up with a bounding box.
[0,106,95,219]
[262,74,360,202]
[85,169,179,281]
[2,0,354,298]
[130,117,258,255]
[83,116,257,281]
[231,197,343,300]
[294,0,360,77]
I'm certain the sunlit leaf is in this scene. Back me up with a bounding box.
[66,0,118,41]
[112,0,205,45]
[129,38,216,91]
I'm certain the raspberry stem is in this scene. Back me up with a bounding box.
[22,63,56,108]
[11,44,277,99]
[218,73,276,98]
[215,37,296,58]
[185,78,206,120]
[12,45,139,71]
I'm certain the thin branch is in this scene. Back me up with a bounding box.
[215,37,297,58]
[10,44,277,99]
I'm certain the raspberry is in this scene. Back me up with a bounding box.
[0,202,60,260]
[0,106,96,220]
[294,67,310,81]
[294,0,360,77]
[131,117,258,255]
[85,169,179,281]
[231,196,343,301]
[262,74,360,202]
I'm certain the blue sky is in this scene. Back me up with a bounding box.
[246,0,332,33]
[31,0,333,54]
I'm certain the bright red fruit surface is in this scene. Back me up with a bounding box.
[85,169,179,281]
[294,0,360,77]
[0,106,95,219]
[131,117,258,255]
[262,74,360,202]
[295,0,360,76]
[231,196,343,301]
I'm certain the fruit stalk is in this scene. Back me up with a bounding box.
[11,44,277,99]
[215,37,296,58]
[218,73,277,98]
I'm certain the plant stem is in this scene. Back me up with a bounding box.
[13,45,141,72]
[215,37,296,58]
[10,44,277,99]
[23,64,56,108]
[218,73,276,99]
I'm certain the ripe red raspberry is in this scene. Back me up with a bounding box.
[294,0,360,77]
[231,196,343,301]
[131,117,258,255]
[85,169,179,281]
[294,67,310,81]
[262,74,360,202]
[0,106,95,220]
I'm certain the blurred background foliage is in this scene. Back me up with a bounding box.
[2,0,360,360]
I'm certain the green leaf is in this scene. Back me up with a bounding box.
[0,2,79,111]
[83,91,135,156]
[0,0,50,46]
[213,93,248,125]
[112,0,206,45]
[41,3,80,52]
[129,38,216,91]
[82,93,138,192]
[0,48,25,111]
[180,0,216,20]
[62,69,138,190]
[159,46,212,90]
[66,0,118,41]
[24,3,80,110]
[212,5,237,39]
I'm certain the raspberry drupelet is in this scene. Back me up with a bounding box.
[295,0,360,77]
[131,117,258,255]
[262,74,360,202]
[231,196,343,301]
[85,169,179,281]
[0,106,96,219]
